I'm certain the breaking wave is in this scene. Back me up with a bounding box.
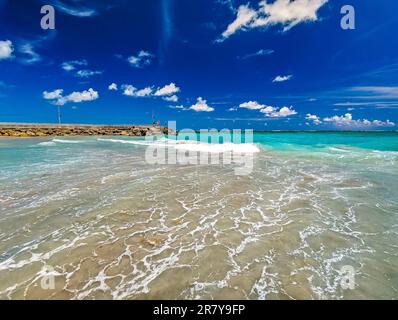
[97,138,261,153]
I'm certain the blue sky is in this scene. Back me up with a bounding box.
[0,0,397,130]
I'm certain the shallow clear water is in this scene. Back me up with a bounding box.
[0,132,397,300]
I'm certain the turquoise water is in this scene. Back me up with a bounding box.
[254,132,398,151]
[0,132,397,299]
[1,132,397,166]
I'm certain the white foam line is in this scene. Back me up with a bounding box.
[97,138,260,153]
[52,139,85,144]
[37,141,56,146]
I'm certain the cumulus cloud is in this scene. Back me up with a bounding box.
[273,74,293,82]
[306,113,322,125]
[43,88,99,105]
[169,98,214,112]
[259,106,277,114]
[240,100,297,118]
[240,101,270,110]
[108,83,118,91]
[220,0,328,40]
[127,51,154,68]
[120,82,181,101]
[43,89,63,100]
[154,83,180,96]
[262,106,297,117]
[122,85,138,97]
[189,97,215,112]
[65,88,99,103]
[121,85,153,97]
[323,113,395,128]
[0,40,14,60]
[135,87,153,97]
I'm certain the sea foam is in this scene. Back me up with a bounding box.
[97,138,260,153]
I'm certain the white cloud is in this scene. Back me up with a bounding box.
[108,83,118,91]
[19,43,41,64]
[273,75,293,82]
[169,105,186,110]
[220,0,328,40]
[127,51,154,68]
[323,113,353,125]
[61,60,88,71]
[263,106,297,117]
[350,86,398,99]
[17,34,56,65]
[306,113,322,125]
[121,82,181,101]
[61,60,101,78]
[43,88,99,105]
[61,63,75,72]
[334,101,398,108]
[260,106,277,114]
[154,83,180,96]
[121,85,153,97]
[53,1,98,17]
[0,40,14,60]
[238,48,274,60]
[43,89,63,100]
[135,87,153,97]
[240,101,270,110]
[122,85,137,97]
[10,34,56,65]
[334,102,369,106]
[352,86,398,95]
[240,100,297,118]
[371,119,395,127]
[221,5,257,40]
[189,97,215,112]
[65,88,98,103]
[323,113,395,128]
[163,95,179,102]
[75,69,103,78]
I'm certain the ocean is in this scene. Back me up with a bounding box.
[0,132,397,299]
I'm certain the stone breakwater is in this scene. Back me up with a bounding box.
[0,124,170,137]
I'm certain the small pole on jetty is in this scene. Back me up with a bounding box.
[57,105,62,125]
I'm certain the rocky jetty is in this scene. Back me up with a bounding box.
[0,124,171,137]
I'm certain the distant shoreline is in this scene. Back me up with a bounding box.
[0,123,169,137]
[0,123,396,136]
